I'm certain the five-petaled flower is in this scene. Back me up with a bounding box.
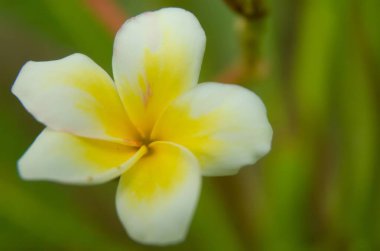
[12,8,272,245]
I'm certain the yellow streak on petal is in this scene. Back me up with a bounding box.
[68,69,139,141]
[151,101,225,169]
[122,142,186,202]
[72,137,138,169]
[120,31,195,137]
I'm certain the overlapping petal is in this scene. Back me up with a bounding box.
[112,8,206,137]
[18,129,147,184]
[116,141,201,245]
[12,53,139,144]
[152,83,273,176]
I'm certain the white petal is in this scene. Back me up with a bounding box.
[116,141,201,245]
[152,83,273,176]
[12,53,139,144]
[19,129,147,185]
[112,8,206,136]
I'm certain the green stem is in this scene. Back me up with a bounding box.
[238,16,266,80]
[221,0,268,84]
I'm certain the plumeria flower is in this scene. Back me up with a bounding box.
[12,8,272,245]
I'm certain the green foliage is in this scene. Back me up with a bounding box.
[0,0,379,250]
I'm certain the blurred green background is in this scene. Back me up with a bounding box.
[1,0,379,250]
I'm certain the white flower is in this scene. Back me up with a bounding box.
[12,8,272,245]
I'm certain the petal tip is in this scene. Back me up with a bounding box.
[126,228,187,246]
[17,154,35,181]
[11,60,34,97]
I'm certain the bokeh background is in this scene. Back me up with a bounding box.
[1,0,379,250]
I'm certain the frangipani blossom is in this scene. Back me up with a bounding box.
[12,8,272,245]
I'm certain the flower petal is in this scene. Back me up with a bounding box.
[116,141,201,245]
[112,8,206,137]
[12,53,139,144]
[152,83,273,176]
[18,129,147,185]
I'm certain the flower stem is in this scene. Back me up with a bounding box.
[238,15,267,81]
[218,0,268,84]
